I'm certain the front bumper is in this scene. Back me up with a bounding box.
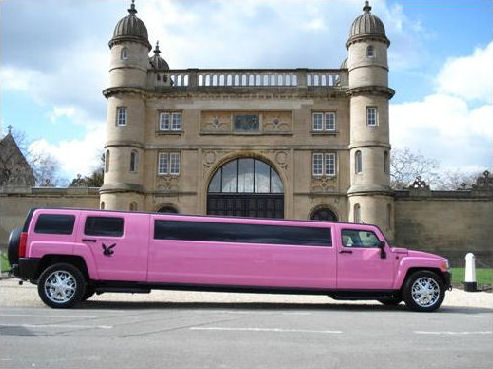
[443,271,452,290]
[11,258,41,280]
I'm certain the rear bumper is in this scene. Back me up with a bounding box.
[11,258,41,280]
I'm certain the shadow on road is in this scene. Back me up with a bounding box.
[78,299,493,314]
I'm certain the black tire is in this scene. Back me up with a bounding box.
[403,270,445,312]
[378,296,402,306]
[7,226,22,266]
[82,286,95,301]
[37,263,86,309]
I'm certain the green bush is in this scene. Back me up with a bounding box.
[1,251,10,273]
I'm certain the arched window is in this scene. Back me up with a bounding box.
[121,47,128,60]
[387,203,392,229]
[158,205,179,213]
[354,203,361,223]
[208,158,283,193]
[310,207,338,221]
[105,149,110,172]
[130,150,138,172]
[100,201,105,210]
[384,151,389,174]
[355,150,362,173]
[366,45,375,57]
[129,202,138,211]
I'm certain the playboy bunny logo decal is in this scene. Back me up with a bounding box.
[102,243,116,257]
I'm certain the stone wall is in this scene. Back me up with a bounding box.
[394,188,493,267]
[0,186,100,252]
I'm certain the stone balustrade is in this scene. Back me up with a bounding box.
[152,68,347,89]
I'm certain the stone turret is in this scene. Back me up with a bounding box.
[100,0,150,211]
[346,1,395,238]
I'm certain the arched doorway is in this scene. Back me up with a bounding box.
[207,158,284,218]
[310,207,338,221]
[157,205,179,213]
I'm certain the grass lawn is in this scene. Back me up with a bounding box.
[1,251,10,273]
[451,267,492,286]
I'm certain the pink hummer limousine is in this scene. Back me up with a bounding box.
[8,208,451,311]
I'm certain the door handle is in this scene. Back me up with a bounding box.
[339,250,353,254]
[82,239,97,243]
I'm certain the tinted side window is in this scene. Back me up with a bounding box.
[85,217,124,237]
[34,214,76,235]
[341,229,380,247]
[154,221,331,246]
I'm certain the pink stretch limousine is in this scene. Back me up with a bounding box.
[8,208,451,311]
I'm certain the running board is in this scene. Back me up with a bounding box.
[95,287,151,295]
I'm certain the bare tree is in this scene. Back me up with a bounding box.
[390,147,440,189]
[69,150,104,187]
[435,170,483,190]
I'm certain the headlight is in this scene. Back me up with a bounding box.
[440,259,450,271]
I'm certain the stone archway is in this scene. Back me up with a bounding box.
[157,205,179,213]
[207,158,284,219]
[310,207,338,221]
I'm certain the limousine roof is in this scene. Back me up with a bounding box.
[25,207,383,231]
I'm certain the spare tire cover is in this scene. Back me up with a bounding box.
[8,226,22,265]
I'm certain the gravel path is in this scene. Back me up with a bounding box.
[0,277,491,309]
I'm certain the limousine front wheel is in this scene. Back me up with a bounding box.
[38,263,86,309]
[403,271,445,312]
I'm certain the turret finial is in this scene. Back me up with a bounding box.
[154,41,161,55]
[363,1,371,13]
[7,124,13,134]
[128,0,137,15]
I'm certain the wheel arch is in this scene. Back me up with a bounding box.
[36,255,90,281]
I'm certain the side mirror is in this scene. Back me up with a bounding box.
[379,240,386,259]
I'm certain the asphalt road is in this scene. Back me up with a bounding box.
[1,297,492,369]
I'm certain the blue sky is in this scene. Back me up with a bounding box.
[1,0,492,181]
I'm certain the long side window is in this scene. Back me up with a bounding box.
[154,221,332,247]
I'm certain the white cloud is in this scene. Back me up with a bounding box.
[29,125,106,179]
[437,42,493,104]
[390,42,493,171]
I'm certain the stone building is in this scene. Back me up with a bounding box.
[101,1,396,238]
[0,128,35,188]
[0,1,491,266]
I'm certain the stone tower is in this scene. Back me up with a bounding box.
[346,1,395,238]
[100,0,152,211]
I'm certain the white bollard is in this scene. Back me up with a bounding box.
[464,253,477,292]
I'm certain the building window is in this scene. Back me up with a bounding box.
[366,45,375,58]
[386,203,392,229]
[312,153,336,177]
[100,201,105,210]
[158,152,180,175]
[354,203,361,223]
[105,149,110,172]
[117,107,127,126]
[159,112,182,131]
[366,107,378,127]
[312,112,336,131]
[121,47,128,60]
[355,150,362,173]
[384,150,389,174]
[129,202,138,211]
[130,150,138,172]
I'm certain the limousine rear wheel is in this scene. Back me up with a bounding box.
[403,271,444,312]
[37,263,86,309]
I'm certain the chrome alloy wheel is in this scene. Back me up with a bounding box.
[411,277,440,307]
[44,270,77,304]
